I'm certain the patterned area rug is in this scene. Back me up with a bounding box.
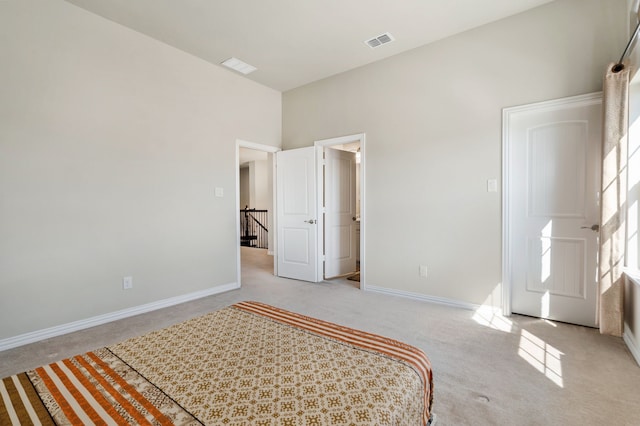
[1,301,433,425]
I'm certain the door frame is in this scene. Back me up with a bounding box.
[235,139,280,286]
[502,92,602,317]
[315,133,366,290]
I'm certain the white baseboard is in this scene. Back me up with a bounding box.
[624,323,640,367]
[365,285,480,311]
[0,282,239,352]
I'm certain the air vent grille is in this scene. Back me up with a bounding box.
[221,57,257,75]
[365,32,395,49]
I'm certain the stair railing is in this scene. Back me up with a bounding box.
[240,207,269,249]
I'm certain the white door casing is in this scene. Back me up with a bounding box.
[324,147,357,278]
[504,93,602,327]
[276,147,319,282]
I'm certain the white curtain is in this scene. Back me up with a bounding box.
[598,62,630,337]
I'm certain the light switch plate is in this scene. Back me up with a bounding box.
[215,187,224,197]
[487,179,498,193]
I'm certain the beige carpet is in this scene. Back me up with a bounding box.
[2,247,639,425]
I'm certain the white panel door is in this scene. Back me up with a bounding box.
[324,148,357,278]
[507,94,601,327]
[276,147,319,282]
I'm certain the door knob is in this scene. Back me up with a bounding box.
[581,224,599,232]
[304,219,317,224]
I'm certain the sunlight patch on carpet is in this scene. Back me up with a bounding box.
[472,306,513,333]
[518,329,564,388]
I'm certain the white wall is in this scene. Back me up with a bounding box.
[250,160,269,210]
[239,167,250,210]
[239,160,269,211]
[624,275,640,363]
[0,0,281,340]
[283,0,627,307]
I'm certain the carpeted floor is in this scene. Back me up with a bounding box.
[1,247,639,425]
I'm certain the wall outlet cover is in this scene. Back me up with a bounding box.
[419,265,428,278]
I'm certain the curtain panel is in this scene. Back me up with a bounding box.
[598,63,630,337]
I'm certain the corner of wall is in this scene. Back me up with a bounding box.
[624,272,640,366]
[624,323,640,366]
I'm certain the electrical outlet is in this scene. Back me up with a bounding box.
[419,265,428,278]
[123,276,133,290]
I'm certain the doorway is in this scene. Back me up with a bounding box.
[316,133,366,289]
[270,133,366,289]
[235,140,279,285]
[318,140,361,287]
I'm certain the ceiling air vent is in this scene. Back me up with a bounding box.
[221,57,257,75]
[365,32,395,49]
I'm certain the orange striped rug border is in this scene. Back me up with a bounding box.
[85,351,175,425]
[0,373,56,425]
[233,301,434,425]
[2,350,196,425]
[73,354,154,426]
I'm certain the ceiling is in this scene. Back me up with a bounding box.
[64,0,555,92]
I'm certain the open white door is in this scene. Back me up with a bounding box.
[324,148,357,278]
[506,93,601,327]
[276,147,319,282]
